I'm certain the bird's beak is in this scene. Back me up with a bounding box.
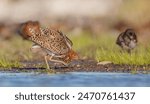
[73,54,79,60]
[71,50,79,60]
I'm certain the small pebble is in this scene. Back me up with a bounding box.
[97,61,112,65]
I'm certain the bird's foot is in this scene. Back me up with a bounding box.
[62,62,69,66]
[45,66,56,74]
[54,62,69,67]
[44,63,56,73]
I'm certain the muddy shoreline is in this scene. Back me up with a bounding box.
[0,59,150,74]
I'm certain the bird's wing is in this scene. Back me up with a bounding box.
[116,32,124,45]
[30,28,71,55]
[42,27,73,47]
[57,30,73,48]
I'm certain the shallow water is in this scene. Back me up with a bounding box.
[0,72,150,87]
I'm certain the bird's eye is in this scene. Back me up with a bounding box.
[129,32,133,35]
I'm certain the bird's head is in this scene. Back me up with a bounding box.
[125,28,137,43]
[63,49,79,63]
[18,21,40,39]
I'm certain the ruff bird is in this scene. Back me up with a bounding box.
[18,21,78,69]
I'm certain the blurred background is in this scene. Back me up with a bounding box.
[0,0,150,64]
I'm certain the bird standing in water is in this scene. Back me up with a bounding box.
[18,21,78,69]
[116,29,137,53]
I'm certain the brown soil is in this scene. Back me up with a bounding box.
[6,59,150,73]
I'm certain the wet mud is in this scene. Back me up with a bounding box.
[1,59,150,74]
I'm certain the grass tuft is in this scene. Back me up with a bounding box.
[95,36,150,65]
[0,58,22,69]
[70,32,150,65]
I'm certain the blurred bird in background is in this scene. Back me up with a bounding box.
[0,23,19,40]
[18,21,78,69]
[116,29,137,53]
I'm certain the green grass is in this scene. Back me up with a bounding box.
[0,36,32,68]
[0,32,150,69]
[94,34,150,65]
[70,32,150,65]
[70,32,98,58]
[96,46,150,65]
[0,58,21,69]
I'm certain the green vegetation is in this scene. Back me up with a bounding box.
[0,36,32,68]
[71,32,150,65]
[96,46,150,65]
[0,58,21,69]
[0,32,150,69]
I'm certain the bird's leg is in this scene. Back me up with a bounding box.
[44,55,50,69]
[127,49,131,54]
[52,59,68,66]
[53,54,66,58]
[48,55,68,66]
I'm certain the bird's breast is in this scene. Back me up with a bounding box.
[129,41,136,49]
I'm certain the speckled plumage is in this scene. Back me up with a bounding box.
[31,28,72,55]
[116,29,137,53]
[19,21,78,68]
